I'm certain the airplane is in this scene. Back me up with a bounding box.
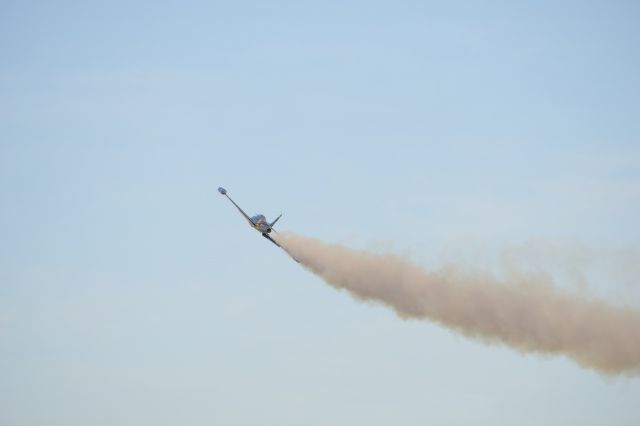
[218,186,283,247]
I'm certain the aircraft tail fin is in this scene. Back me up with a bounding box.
[269,213,282,229]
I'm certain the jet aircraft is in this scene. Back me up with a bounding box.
[218,186,282,247]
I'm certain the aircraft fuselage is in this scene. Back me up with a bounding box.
[250,214,272,233]
[218,186,283,248]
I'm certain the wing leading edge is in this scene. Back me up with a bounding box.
[262,233,280,247]
[219,187,253,226]
[263,233,301,263]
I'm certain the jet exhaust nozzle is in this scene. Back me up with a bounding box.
[218,187,227,195]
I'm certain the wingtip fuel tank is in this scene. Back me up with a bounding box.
[218,187,227,195]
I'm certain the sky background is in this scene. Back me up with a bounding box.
[1,1,640,425]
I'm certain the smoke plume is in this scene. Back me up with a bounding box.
[278,232,640,376]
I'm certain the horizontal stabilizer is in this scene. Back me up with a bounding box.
[269,213,282,228]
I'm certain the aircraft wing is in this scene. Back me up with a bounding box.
[262,233,281,247]
[262,234,301,263]
[220,189,253,226]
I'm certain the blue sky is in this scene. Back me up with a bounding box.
[1,1,639,425]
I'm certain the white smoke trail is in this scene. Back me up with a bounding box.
[278,232,640,376]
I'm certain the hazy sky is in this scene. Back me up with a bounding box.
[1,1,639,425]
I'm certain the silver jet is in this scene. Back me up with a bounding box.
[218,187,283,247]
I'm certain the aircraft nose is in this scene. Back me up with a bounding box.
[218,187,227,195]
